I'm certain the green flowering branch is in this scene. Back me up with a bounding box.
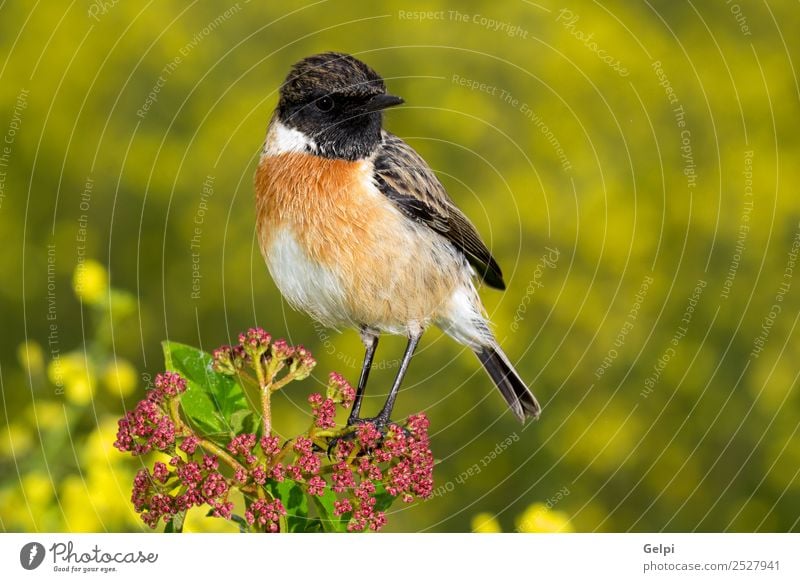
[113,328,435,533]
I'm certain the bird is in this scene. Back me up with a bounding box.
[254,52,540,427]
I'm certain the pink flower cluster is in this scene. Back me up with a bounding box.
[153,372,188,400]
[348,480,387,531]
[210,344,245,375]
[115,370,237,529]
[228,433,286,486]
[131,454,233,528]
[228,433,258,465]
[287,345,316,379]
[116,330,436,534]
[327,372,356,407]
[239,328,271,351]
[308,393,336,429]
[113,372,187,455]
[114,399,175,456]
[245,499,285,532]
[212,327,316,381]
[261,435,281,457]
[384,415,435,499]
[325,413,435,531]
[308,372,357,429]
[292,437,321,478]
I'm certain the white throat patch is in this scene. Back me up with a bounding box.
[261,120,317,158]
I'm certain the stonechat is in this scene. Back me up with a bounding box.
[255,52,540,426]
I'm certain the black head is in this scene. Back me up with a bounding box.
[276,52,403,160]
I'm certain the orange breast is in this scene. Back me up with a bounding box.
[255,152,461,330]
[255,153,387,265]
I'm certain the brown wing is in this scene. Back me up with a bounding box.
[372,131,505,290]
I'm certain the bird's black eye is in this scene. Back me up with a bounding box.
[316,96,334,112]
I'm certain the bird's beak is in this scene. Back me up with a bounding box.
[363,93,404,112]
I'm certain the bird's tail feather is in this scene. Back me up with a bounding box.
[475,346,540,422]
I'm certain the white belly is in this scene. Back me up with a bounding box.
[265,227,351,328]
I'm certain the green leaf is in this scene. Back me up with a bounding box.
[229,408,257,435]
[373,482,395,512]
[312,487,350,532]
[164,511,185,533]
[302,518,325,532]
[266,479,309,532]
[162,341,249,444]
[206,508,249,533]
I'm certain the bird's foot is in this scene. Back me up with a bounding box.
[347,412,391,430]
[326,414,406,459]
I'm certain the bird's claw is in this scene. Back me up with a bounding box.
[325,426,357,459]
[326,415,405,459]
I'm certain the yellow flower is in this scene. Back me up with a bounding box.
[85,464,141,530]
[25,401,66,431]
[102,359,138,398]
[72,260,108,304]
[0,422,33,458]
[17,341,44,375]
[183,505,240,533]
[82,417,125,468]
[66,378,94,406]
[22,472,54,507]
[0,487,38,531]
[61,421,141,532]
[48,351,81,385]
[109,289,136,318]
[72,419,142,531]
[46,357,65,389]
[60,475,101,532]
[471,512,502,533]
[52,352,95,406]
[516,502,573,533]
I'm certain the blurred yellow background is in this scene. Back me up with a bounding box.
[1,1,799,532]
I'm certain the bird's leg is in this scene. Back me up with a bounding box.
[347,328,379,425]
[329,330,421,457]
[373,330,422,426]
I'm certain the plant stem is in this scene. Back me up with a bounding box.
[272,437,296,466]
[168,395,248,475]
[253,353,274,436]
[261,387,272,436]
[235,370,260,405]
[269,374,296,392]
[168,398,188,433]
[198,438,248,476]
